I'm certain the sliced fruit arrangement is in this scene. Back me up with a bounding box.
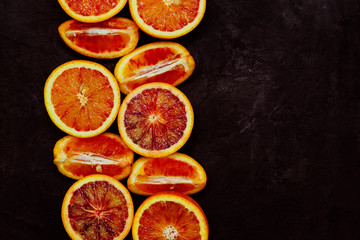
[44,60,120,138]
[118,82,194,158]
[62,174,134,240]
[114,42,195,94]
[58,0,128,23]
[54,133,134,180]
[132,191,209,240]
[58,18,139,59]
[128,153,206,195]
[129,0,206,39]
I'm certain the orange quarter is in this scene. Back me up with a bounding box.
[128,153,207,195]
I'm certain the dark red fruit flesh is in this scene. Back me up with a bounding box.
[124,88,187,150]
[68,181,129,240]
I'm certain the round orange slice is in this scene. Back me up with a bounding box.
[132,191,209,240]
[129,0,206,39]
[58,0,127,23]
[114,42,195,94]
[62,174,134,240]
[44,60,120,138]
[58,18,139,59]
[118,82,194,157]
[54,133,134,180]
[128,153,206,195]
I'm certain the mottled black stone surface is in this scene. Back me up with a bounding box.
[0,0,359,239]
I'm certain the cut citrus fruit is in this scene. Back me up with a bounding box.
[114,42,195,94]
[132,191,209,240]
[128,153,206,195]
[54,133,134,180]
[129,0,206,39]
[62,174,134,240]
[44,60,120,138]
[58,0,127,23]
[118,82,194,157]
[58,18,139,59]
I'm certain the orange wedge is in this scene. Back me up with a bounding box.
[54,133,134,180]
[132,191,209,240]
[114,42,195,94]
[128,153,206,195]
[118,82,194,157]
[61,174,134,240]
[58,18,139,59]
[58,0,128,23]
[44,60,120,138]
[129,0,206,39]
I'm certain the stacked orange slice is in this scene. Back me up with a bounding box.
[128,153,207,195]
[58,18,139,59]
[58,0,128,23]
[62,175,134,240]
[115,42,195,94]
[44,60,120,138]
[54,133,134,180]
[118,82,194,158]
[132,192,209,240]
[129,0,207,38]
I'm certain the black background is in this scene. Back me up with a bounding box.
[1,0,359,239]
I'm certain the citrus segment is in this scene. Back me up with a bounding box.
[128,153,206,195]
[62,174,134,240]
[54,133,134,180]
[59,18,139,59]
[132,192,209,240]
[114,42,195,94]
[44,60,120,138]
[118,82,194,157]
[129,0,206,38]
[58,0,128,23]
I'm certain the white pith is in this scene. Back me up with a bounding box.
[163,225,178,240]
[136,176,195,185]
[65,28,135,37]
[163,0,182,6]
[121,57,189,83]
[59,152,121,165]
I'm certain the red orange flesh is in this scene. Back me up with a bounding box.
[44,60,120,138]
[58,0,128,23]
[128,153,206,195]
[115,42,195,94]
[59,18,139,59]
[54,133,134,180]
[62,175,134,240]
[129,0,207,39]
[118,83,194,157]
[132,191,209,240]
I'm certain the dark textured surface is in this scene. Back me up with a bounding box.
[0,0,359,239]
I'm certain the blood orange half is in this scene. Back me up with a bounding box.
[128,153,206,195]
[62,174,134,240]
[54,133,134,180]
[132,191,209,240]
[44,60,120,138]
[129,0,206,39]
[114,42,195,94]
[118,82,194,157]
[58,0,128,23]
[58,18,139,59]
